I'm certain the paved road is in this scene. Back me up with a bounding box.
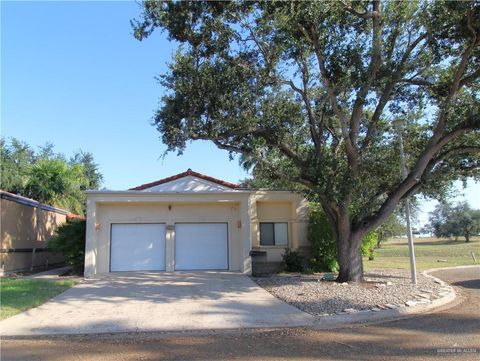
[2,267,479,361]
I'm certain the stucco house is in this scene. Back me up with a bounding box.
[84,169,309,276]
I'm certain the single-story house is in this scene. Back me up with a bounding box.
[84,169,309,276]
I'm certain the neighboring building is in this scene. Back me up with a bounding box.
[85,169,309,276]
[0,190,78,274]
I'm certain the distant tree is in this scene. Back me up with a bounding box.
[376,212,406,248]
[70,151,103,190]
[37,142,60,161]
[133,1,480,281]
[429,201,480,242]
[25,159,89,214]
[1,138,103,213]
[0,138,35,194]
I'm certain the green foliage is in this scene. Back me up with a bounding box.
[308,204,338,272]
[48,220,86,272]
[1,138,103,213]
[0,138,35,194]
[429,201,480,242]
[25,159,88,215]
[133,1,480,280]
[309,203,379,269]
[377,212,406,247]
[361,231,378,260]
[70,151,104,190]
[280,248,305,273]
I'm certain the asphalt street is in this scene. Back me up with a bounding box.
[2,266,479,361]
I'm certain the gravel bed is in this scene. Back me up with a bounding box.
[254,269,446,317]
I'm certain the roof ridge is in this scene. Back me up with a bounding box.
[129,169,240,190]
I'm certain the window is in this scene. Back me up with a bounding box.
[260,223,288,246]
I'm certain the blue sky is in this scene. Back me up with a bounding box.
[1,0,249,191]
[2,1,479,226]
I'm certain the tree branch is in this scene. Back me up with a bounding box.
[362,33,428,151]
[339,0,376,19]
[350,0,382,147]
[430,12,478,143]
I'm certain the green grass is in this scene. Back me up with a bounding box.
[364,236,480,271]
[0,278,77,320]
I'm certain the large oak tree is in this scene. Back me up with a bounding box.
[133,1,480,281]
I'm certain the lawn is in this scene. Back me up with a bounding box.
[0,278,77,320]
[364,236,480,271]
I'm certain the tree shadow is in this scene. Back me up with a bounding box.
[451,279,480,289]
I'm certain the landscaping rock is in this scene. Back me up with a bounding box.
[255,269,444,317]
[405,300,419,307]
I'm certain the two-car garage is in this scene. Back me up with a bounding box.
[110,223,228,272]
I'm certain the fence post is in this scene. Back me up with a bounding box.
[30,247,36,271]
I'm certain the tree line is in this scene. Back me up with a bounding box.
[1,138,103,214]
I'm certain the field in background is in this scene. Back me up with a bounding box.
[363,236,479,271]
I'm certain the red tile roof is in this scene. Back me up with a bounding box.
[129,169,240,190]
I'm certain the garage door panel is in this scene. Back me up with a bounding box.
[111,224,166,272]
[175,223,228,270]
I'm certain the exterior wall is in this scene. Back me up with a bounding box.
[140,176,234,192]
[84,192,252,276]
[84,190,309,276]
[0,195,66,274]
[250,192,309,263]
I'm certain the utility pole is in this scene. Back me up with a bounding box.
[393,119,418,285]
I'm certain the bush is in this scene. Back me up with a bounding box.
[361,230,378,260]
[281,248,305,273]
[48,219,86,272]
[308,204,339,272]
[308,203,380,271]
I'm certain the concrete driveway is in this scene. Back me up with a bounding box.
[0,272,314,336]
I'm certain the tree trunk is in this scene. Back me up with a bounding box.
[377,237,383,248]
[336,231,364,283]
[465,232,470,243]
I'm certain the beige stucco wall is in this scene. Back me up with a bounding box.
[250,192,309,262]
[94,202,242,274]
[84,190,309,276]
[1,197,66,273]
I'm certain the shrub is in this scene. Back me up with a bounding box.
[281,248,304,273]
[48,219,86,272]
[308,203,380,271]
[361,230,378,260]
[308,204,338,272]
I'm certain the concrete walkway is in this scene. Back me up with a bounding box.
[0,272,314,336]
[26,266,72,279]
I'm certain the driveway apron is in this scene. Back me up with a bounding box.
[0,272,315,336]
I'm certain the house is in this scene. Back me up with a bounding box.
[84,169,309,276]
[0,190,77,274]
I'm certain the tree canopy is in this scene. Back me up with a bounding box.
[429,201,480,242]
[1,138,103,214]
[133,0,480,281]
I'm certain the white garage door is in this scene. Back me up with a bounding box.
[111,223,166,272]
[175,223,228,270]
